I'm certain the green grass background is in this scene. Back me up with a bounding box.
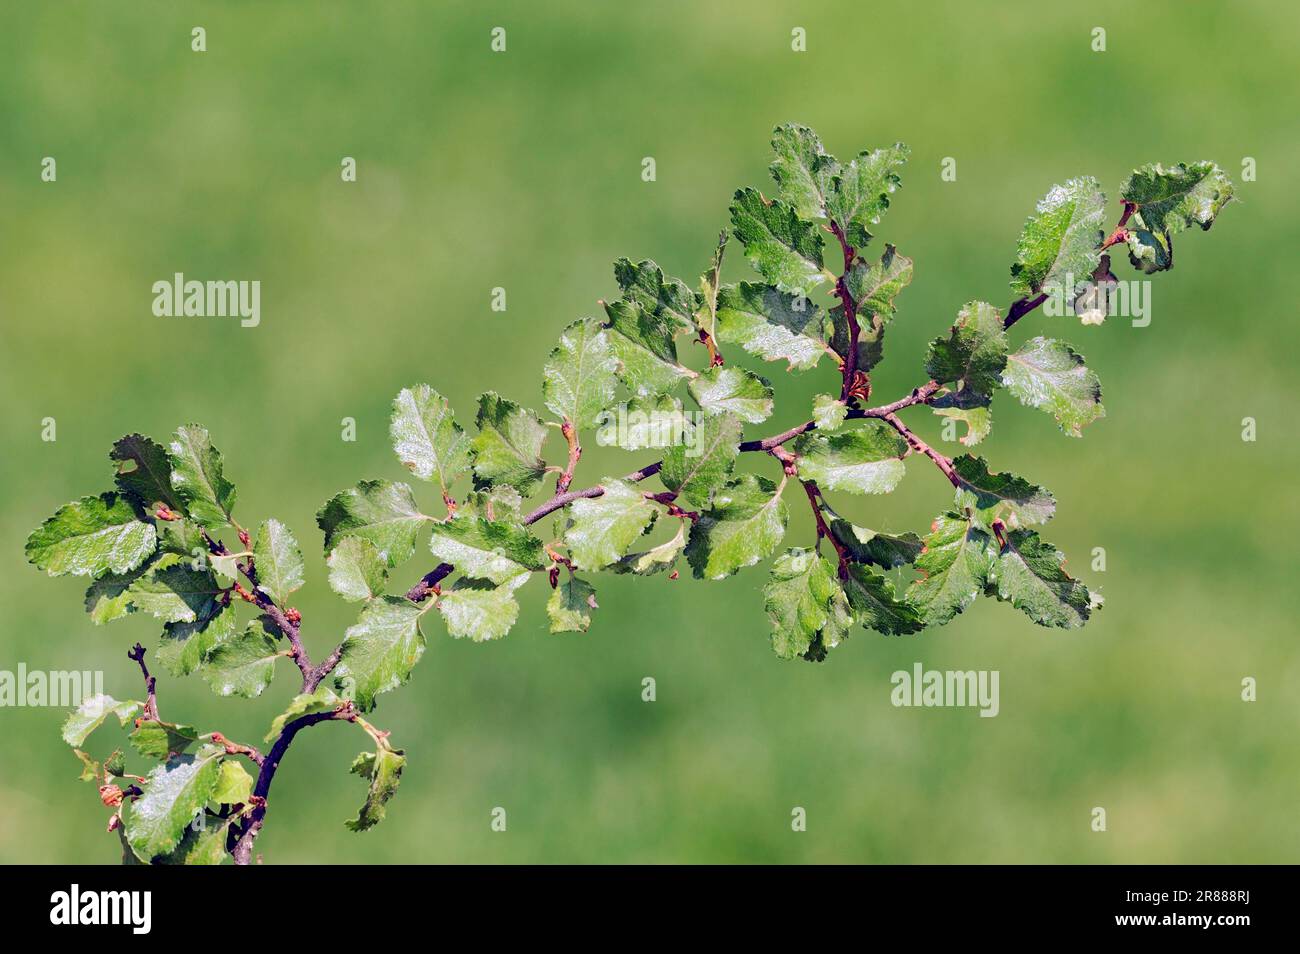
[1,0,1296,863]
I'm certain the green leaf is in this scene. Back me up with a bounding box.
[428,513,544,586]
[802,582,856,662]
[611,524,687,576]
[168,425,237,528]
[459,485,525,525]
[932,403,993,447]
[542,317,619,428]
[104,749,126,777]
[822,510,922,569]
[345,740,406,832]
[316,479,429,568]
[905,512,998,627]
[686,474,789,580]
[389,385,472,491]
[157,517,207,558]
[111,434,180,510]
[992,529,1095,629]
[925,301,1009,404]
[438,579,521,641]
[763,548,842,659]
[768,123,837,220]
[604,395,692,451]
[208,551,242,583]
[157,602,237,677]
[564,478,658,570]
[73,748,101,782]
[211,760,253,805]
[470,392,550,493]
[1125,228,1173,274]
[715,282,827,371]
[332,597,429,710]
[812,394,848,432]
[602,298,692,398]
[951,455,1055,528]
[658,411,742,509]
[201,619,283,699]
[125,751,223,860]
[844,244,913,319]
[688,366,774,423]
[124,557,222,624]
[613,258,699,336]
[1009,177,1106,298]
[84,562,152,624]
[1001,336,1104,437]
[327,536,388,602]
[129,720,200,760]
[62,695,141,747]
[252,518,304,604]
[160,814,234,865]
[842,563,923,635]
[1120,161,1234,235]
[793,424,908,495]
[546,576,598,633]
[825,143,909,247]
[266,686,341,742]
[26,493,156,579]
[729,187,827,293]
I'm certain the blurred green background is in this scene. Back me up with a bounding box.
[2,0,1296,864]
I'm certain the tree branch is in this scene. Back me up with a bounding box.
[231,703,358,865]
[126,643,158,722]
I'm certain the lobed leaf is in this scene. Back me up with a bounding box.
[951,455,1055,528]
[564,478,658,570]
[201,618,283,699]
[768,123,837,221]
[714,282,827,371]
[428,513,544,586]
[658,412,742,509]
[729,187,827,293]
[905,512,998,627]
[327,536,389,602]
[925,301,1008,405]
[825,143,909,247]
[332,597,429,711]
[603,298,692,398]
[1121,161,1234,236]
[26,493,156,579]
[793,424,908,495]
[688,366,774,423]
[390,385,472,491]
[62,695,141,747]
[686,474,788,580]
[546,576,598,633]
[125,751,223,861]
[542,317,619,428]
[471,392,550,494]
[317,479,429,568]
[1001,336,1104,437]
[438,579,521,641]
[168,425,238,529]
[346,740,406,832]
[1009,177,1106,298]
[991,529,1095,628]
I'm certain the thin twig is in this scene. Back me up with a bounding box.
[126,644,158,722]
